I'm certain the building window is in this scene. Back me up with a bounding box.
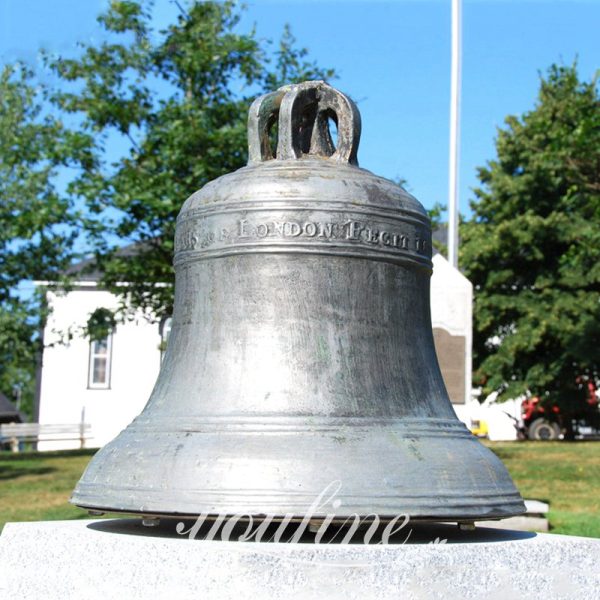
[88,336,112,389]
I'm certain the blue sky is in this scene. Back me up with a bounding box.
[1,0,599,218]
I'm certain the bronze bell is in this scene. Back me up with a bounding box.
[72,81,524,524]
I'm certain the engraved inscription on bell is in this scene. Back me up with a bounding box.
[175,209,430,264]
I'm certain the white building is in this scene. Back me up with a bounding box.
[37,251,474,450]
[37,284,167,450]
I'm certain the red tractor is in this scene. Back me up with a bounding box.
[521,381,599,441]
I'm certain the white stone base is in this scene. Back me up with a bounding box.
[1,519,599,599]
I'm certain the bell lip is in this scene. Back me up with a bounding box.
[70,487,526,523]
[70,417,525,524]
[72,502,526,524]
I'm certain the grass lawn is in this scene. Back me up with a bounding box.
[485,440,600,538]
[1,441,599,537]
[0,449,95,533]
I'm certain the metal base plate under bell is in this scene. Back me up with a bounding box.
[72,416,525,523]
[84,511,487,542]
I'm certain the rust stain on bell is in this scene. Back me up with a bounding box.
[71,81,525,522]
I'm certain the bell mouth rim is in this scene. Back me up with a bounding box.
[72,504,527,525]
[72,416,524,524]
[71,485,526,523]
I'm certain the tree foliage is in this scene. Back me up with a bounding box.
[461,64,600,415]
[0,64,85,415]
[50,0,334,318]
[0,0,333,415]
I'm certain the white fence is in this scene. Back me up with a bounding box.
[0,423,92,452]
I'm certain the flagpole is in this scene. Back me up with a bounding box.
[448,0,461,268]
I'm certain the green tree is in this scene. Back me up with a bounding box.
[461,64,600,421]
[0,64,89,416]
[50,0,334,318]
[0,1,332,415]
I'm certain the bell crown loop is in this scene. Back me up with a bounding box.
[248,81,361,166]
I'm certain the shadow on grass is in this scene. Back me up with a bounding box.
[0,465,56,481]
[0,448,97,461]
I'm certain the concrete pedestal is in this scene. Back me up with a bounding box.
[1,519,599,599]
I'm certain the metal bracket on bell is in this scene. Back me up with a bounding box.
[247,81,361,166]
